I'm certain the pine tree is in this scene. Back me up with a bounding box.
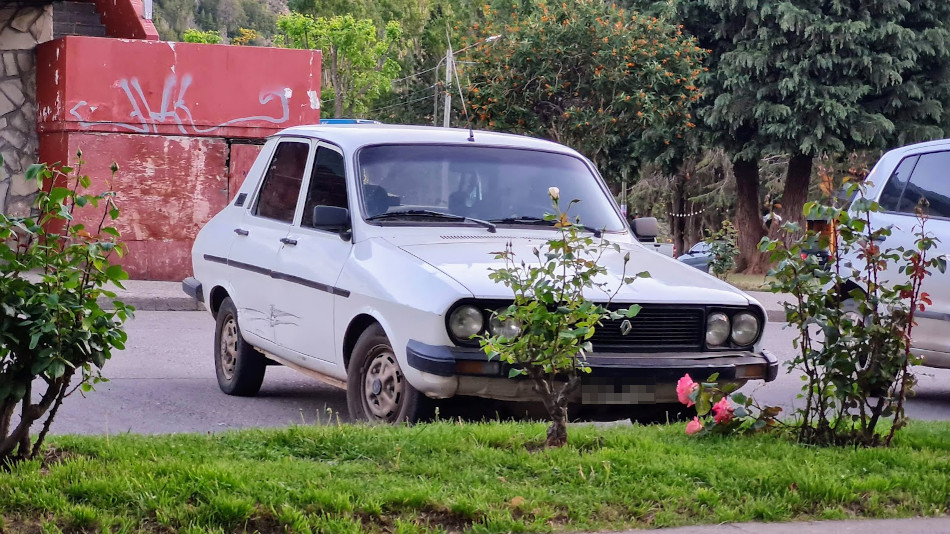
[672,0,950,272]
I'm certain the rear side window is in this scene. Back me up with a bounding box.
[896,151,950,218]
[301,147,348,228]
[253,141,310,223]
[878,155,917,212]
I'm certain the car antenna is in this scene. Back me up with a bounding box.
[450,44,476,142]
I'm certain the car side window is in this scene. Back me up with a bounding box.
[879,155,917,212]
[253,141,310,223]
[301,147,348,228]
[896,151,950,218]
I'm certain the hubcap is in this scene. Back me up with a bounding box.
[363,348,403,421]
[219,315,238,380]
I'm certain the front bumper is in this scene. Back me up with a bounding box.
[182,277,204,302]
[406,340,779,383]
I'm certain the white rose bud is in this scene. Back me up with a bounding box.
[548,186,560,200]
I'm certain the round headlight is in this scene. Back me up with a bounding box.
[448,305,484,340]
[489,314,522,338]
[706,312,730,346]
[731,312,760,346]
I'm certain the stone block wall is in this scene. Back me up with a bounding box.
[0,5,52,217]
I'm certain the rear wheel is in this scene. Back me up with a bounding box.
[214,297,266,396]
[346,324,431,424]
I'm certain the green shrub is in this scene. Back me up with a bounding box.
[0,153,132,463]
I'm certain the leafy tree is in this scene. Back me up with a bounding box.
[0,155,132,463]
[182,28,223,44]
[277,13,403,118]
[231,28,261,46]
[671,0,950,273]
[464,0,706,185]
[152,0,196,40]
[153,0,278,43]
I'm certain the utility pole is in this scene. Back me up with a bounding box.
[442,43,453,128]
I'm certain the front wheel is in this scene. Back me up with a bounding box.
[214,297,266,396]
[346,324,431,424]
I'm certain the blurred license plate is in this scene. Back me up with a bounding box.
[581,379,655,405]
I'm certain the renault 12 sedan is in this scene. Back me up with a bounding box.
[183,124,777,424]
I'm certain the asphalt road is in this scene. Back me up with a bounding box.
[44,311,950,435]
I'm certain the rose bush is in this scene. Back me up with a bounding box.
[677,372,781,436]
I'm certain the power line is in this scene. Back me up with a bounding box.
[391,64,441,85]
[369,93,436,114]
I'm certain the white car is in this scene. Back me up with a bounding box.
[846,139,950,368]
[183,124,777,423]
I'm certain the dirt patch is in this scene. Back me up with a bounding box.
[0,518,45,534]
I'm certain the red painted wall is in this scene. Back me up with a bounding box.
[36,36,322,280]
[38,37,322,138]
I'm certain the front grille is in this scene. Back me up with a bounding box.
[590,306,705,351]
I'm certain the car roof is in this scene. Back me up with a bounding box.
[884,137,950,159]
[274,123,579,155]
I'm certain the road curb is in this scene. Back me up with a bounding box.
[99,296,204,312]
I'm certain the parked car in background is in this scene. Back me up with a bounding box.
[184,124,778,424]
[677,241,713,272]
[842,138,950,369]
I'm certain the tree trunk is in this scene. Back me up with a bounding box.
[779,153,813,247]
[546,406,569,447]
[733,158,770,274]
[527,368,577,448]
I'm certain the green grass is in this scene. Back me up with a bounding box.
[2,421,949,533]
[724,272,777,292]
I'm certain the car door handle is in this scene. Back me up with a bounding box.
[234,228,249,236]
[280,237,298,246]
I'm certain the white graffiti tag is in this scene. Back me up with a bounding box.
[68,73,291,134]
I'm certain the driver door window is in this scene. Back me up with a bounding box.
[301,147,348,228]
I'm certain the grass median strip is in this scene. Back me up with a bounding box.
[1,420,949,533]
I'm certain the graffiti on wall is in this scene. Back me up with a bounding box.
[68,73,292,134]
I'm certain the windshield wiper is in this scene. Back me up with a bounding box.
[489,216,602,237]
[366,209,496,233]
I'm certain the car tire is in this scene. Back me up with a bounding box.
[630,403,697,425]
[347,323,432,424]
[214,297,266,396]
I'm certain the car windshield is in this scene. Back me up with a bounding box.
[357,144,626,232]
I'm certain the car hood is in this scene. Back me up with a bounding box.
[395,237,755,306]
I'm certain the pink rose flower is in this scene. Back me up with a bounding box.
[676,374,698,407]
[712,397,735,424]
[685,417,703,435]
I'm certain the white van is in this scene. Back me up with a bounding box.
[851,139,950,368]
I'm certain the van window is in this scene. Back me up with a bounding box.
[897,151,950,218]
[879,156,917,212]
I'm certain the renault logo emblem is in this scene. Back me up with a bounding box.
[619,319,633,336]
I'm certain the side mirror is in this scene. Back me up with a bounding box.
[631,217,659,240]
[312,205,349,228]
